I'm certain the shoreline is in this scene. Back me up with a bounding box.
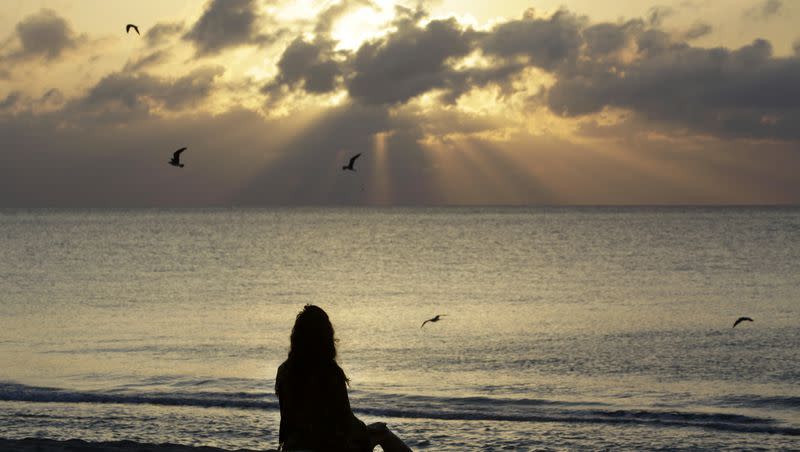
[0,438,275,452]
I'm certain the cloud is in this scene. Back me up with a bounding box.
[183,0,282,57]
[480,9,583,71]
[314,0,375,36]
[40,88,64,106]
[0,91,22,111]
[123,49,171,72]
[683,22,713,40]
[0,108,279,207]
[744,0,783,20]
[264,2,521,105]
[262,37,343,101]
[647,6,674,26]
[547,38,800,139]
[582,21,638,57]
[257,5,800,142]
[68,66,225,123]
[1,9,85,62]
[145,21,185,47]
[346,16,480,104]
[0,88,65,113]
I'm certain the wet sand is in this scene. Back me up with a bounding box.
[0,438,276,452]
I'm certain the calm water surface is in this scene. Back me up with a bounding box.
[1,207,798,450]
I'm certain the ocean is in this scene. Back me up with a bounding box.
[0,207,798,450]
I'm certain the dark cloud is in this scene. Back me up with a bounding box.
[547,38,800,139]
[346,17,480,104]
[262,37,343,101]
[0,91,22,110]
[0,108,279,207]
[0,89,64,113]
[647,6,675,26]
[264,4,493,105]
[582,21,638,57]
[2,9,85,62]
[258,5,800,142]
[481,9,583,71]
[123,49,171,72]
[145,22,185,47]
[68,66,225,123]
[40,88,64,106]
[438,63,527,104]
[183,0,281,57]
[744,0,783,20]
[683,22,713,40]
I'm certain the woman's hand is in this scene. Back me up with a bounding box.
[367,422,388,447]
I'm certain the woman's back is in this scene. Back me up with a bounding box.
[275,305,369,451]
[275,305,411,452]
[275,360,369,451]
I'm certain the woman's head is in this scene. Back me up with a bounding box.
[288,304,338,364]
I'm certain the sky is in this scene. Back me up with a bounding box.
[1,0,799,206]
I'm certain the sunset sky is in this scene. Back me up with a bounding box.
[1,0,799,206]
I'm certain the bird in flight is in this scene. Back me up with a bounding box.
[421,315,446,328]
[126,24,140,35]
[733,317,753,328]
[342,153,361,171]
[169,147,187,168]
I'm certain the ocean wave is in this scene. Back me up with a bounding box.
[353,406,800,436]
[0,382,797,436]
[711,394,800,410]
[0,383,279,411]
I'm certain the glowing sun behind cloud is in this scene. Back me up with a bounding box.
[329,0,397,50]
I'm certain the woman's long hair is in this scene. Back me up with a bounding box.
[286,304,348,384]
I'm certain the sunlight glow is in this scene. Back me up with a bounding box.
[330,0,396,50]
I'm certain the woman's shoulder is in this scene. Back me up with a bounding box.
[275,360,291,390]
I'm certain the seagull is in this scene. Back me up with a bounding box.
[126,24,140,35]
[421,315,446,328]
[169,147,186,168]
[342,153,361,171]
[733,317,753,328]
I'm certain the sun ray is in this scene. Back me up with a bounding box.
[365,131,393,205]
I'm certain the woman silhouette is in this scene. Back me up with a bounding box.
[275,305,411,451]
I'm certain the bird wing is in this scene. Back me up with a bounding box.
[421,319,431,328]
[126,24,137,34]
[349,153,362,166]
[173,147,187,158]
[733,317,753,328]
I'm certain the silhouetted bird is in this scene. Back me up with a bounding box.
[421,315,445,328]
[342,153,361,171]
[126,24,140,35]
[733,317,753,328]
[169,147,186,168]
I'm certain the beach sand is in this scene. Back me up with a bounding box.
[0,438,276,452]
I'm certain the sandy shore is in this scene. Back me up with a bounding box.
[0,438,276,452]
